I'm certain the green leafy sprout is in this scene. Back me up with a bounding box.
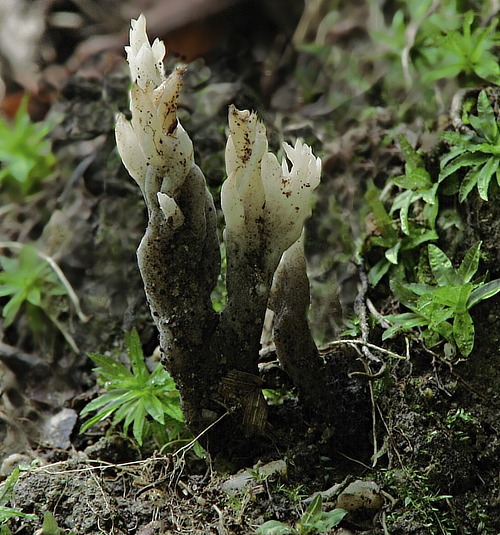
[255,495,347,535]
[383,242,500,357]
[0,244,67,327]
[440,90,500,202]
[364,135,439,287]
[80,329,185,447]
[372,0,457,85]
[0,466,37,528]
[0,96,56,199]
[423,11,500,84]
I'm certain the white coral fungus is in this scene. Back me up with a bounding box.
[115,14,193,202]
[222,105,321,260]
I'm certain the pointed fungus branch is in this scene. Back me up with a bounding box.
[116,14,333,453]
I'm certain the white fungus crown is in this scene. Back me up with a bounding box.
[221,105,321,261]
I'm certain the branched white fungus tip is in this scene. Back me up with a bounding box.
[116,14,193,197]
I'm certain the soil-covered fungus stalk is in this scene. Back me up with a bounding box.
[115,14,220,436]
[116,14,332,454]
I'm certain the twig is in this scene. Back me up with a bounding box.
[213,504,227,535]
[164,411,229,459]
[0,340,50,372]
[31,458,151,476]
[450,88,477,135]
[327,339,407,360]
[366,298,391,328]
[45,310,80,354]
[354,263,380,363]
[364,359,379,464]
[401,0,439,89]
[349,362,387,379]
[381,511,390,535]
[335,451,373,471]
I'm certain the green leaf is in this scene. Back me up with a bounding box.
[321,508,348,530]
[406,283,438,296]
[26,286,41,306]
[458,165,481,202]
[421,182,438,205]
[400,230,438,250]
[365,182,398,241]
[457,242,481,284]
[428,245,458,286]
[430,284,473,312]
[476,156,500,201]
[398,134,424,171]
[440,153,490,183]
[453,312,475,357]
[0,507,37,521]
[472,90,499,143]
[0,283,24,298]
[131,404,147,445]
[0,467,19,505]
[160,398,184,422]
[255,520,294,535]
[391,189,417,235]
[424,61,462,82]
[300,494,323,526]
[467,279,500,309]
[368,258,391,287]
[467,143,500,155]
[81,329,185,448]
[42,511,61,535]
[390,280,419,308]
[79,406,117,432]
[143,393,166,424]
[2,292,26,326]
[429,317,454,340]
[87,353,134,382]
[440,130,472,148]
[416,296,445,320]
[385,241,401,265]
[80,389,134,415]
[125,328,149,381]
[382,313,432,340]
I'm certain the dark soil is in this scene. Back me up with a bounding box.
[1,1,500,534]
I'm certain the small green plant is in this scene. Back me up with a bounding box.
[424,11,500,84]
[364,147,438,288]
[80,329,185,446]
[440,90,500,201]
[37,511,75,535]
[365,135,440,286]
[371,0,461,89]
[40,512,61,535]
[391,135,439,235]
[0,244,66,327]
[276,483,308,504]
[0,467,37,529]
[255,495,347,535]
[383,242,500,356]
[381,467,454,532]
[0,96,56,199]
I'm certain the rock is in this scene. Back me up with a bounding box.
[41,408,78,449]
[336,480,383,511]
[221,459,287,494]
